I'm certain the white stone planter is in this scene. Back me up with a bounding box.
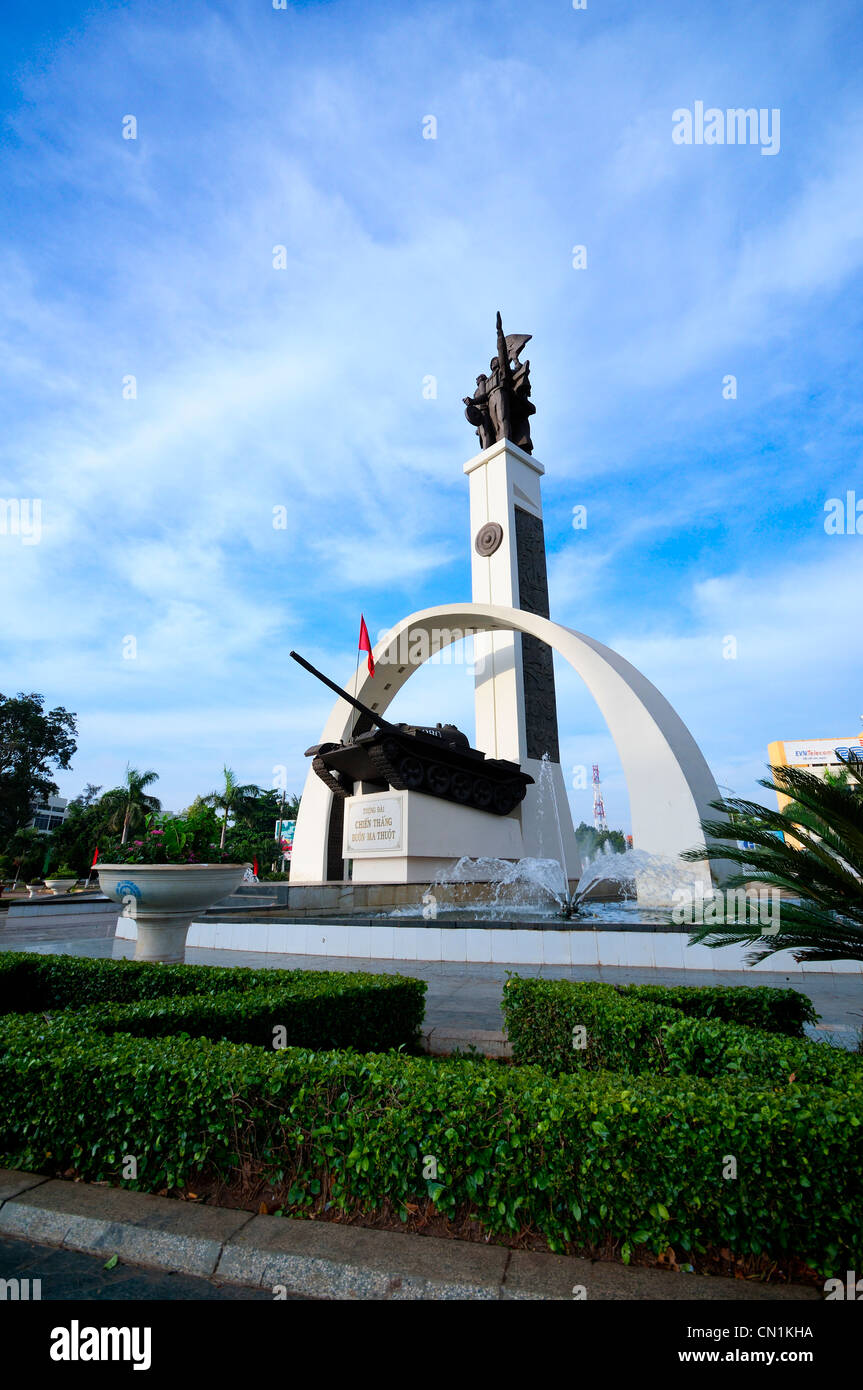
[44,878,77,895]
[98,863,250,963]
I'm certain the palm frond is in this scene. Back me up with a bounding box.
[683,763,863,965]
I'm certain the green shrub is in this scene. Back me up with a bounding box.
[661,1015,860,1088]
[0,1012,860,1275]
[618,983,817,1037]
[0,952,301,1012]
[0,950,406,1002]
[501,977,681,1073]
[80,977,424,1053]
[0,953,425,1052]
[501,976,858,1088]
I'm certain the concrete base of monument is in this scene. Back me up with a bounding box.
[342,787,524,886]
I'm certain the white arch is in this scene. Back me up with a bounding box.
[290,603,723,887]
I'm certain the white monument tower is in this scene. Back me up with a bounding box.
[464,435,581,882]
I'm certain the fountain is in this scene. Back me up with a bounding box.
[388,843,691,925]
[419,854,572,918]
[394,751,694,925]
[571,845,697,921]
[535,753,575,916]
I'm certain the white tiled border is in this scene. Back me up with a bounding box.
[160,919,862,973]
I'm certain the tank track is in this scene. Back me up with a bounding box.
[367,740,409,789]
[366,740,526,816]
[311,755,351,800]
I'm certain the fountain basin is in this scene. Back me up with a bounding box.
[111,910,860,973]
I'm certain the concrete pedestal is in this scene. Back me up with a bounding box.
[344,788,523,885]
[129,910,194,964]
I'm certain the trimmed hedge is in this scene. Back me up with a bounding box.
[661,1015,861,1088]
[0,952,325,1011]
[0,1012,860,1275]
[80,979,424,1053]
[501,977,858,1087]
[0,952,426,1054]
[617,983,817,1037]
[502,978,679,1074]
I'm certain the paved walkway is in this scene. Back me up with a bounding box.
[1,911,859,1043]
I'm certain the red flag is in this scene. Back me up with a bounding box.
[91,847,99,868]
[253,856,259,876]
[358,614,375,677]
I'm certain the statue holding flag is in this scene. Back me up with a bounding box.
[464,311,536,455]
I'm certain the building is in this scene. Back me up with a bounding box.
[767,735,863,812]
[27,795,69,833]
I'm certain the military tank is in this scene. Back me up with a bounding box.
[291,650,533,816]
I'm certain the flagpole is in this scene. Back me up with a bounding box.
[351,650,362,738]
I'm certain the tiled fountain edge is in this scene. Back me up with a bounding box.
[110,917,860,973]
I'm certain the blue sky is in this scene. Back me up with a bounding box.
[2,0,862,830]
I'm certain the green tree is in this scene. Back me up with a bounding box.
[104,766,161,845]
[0,693,77,838]
[274,791,301,825]
[47,790,118,877]
[574,821,627,859]
[77,783,103,808]
[684,759,863,965]
[179,796,223,849]
[223,825,276,870]
[233,787,298,834]
[0,827,48,885]
[204,767,259,850]
[779,765,857,840]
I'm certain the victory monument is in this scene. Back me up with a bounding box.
[290,315,722,906]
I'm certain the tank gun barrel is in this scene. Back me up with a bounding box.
[290,649,392,729]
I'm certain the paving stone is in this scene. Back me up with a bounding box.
[216,1215,509,1300]
[421,1028,511,1057]
[0,1180,254,1277]
[0,1169,51,1207]
[503,1250,819,1301]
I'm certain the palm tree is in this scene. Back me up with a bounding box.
[106,766,161,844]
[779,765,853,842]
[204,766,259,850]
[683,758,863,966]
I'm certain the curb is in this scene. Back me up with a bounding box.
[420,1027,512,1058]
[0,1170,819,1301]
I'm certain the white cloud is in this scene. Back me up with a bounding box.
[3,1,862,818]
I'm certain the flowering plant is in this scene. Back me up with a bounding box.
[103,814,235,865]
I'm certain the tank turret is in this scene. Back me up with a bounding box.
[290,650,533,816]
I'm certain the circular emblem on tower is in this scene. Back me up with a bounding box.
[475,521,503,556]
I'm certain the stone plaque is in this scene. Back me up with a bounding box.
[345,796,403,855]
[514,505,561,762]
